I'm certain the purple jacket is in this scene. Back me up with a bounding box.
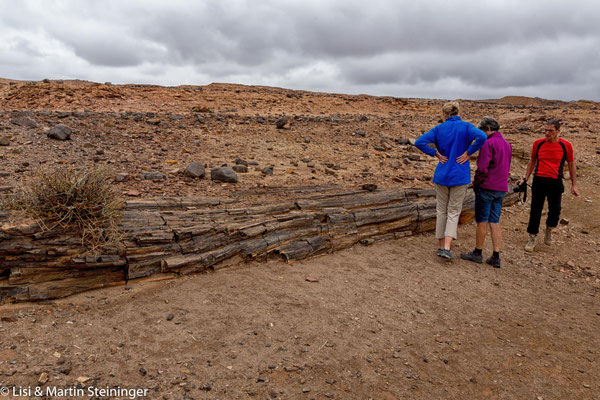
[474,131,512,192]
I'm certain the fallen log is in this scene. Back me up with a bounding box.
[0,186,518,303]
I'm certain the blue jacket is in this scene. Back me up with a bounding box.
[414,116,487,187]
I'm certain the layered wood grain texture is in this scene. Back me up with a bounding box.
[0,187,517,303]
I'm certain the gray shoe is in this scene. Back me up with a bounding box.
[437,248,444,257]
[525,235,537,252]
[544,228,553,245]
[440,249,454,260]
[460,251,483,264]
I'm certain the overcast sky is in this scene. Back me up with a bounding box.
[1,0,599,101]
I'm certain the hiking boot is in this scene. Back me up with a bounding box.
[439,249,454,260]
[524,235,537,252]
[544,227,553,245]
[460,251,483,264]
[486,256,501,268]
[437,248,444,257]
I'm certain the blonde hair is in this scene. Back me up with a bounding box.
[442,102,459,117]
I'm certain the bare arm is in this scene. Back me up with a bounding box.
[568,161,579,196]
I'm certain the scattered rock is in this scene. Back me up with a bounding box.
[262,166,274,176]
[404,154,421,161]
[305,277,319,282]
[355,130,366,137]
[234,157,249,166]
[359,115,368,122]
[126,190,141,197]
[211,167,238,183]
[47,124,72,141]
[184,162,206,179]
[275,117,290,129]
[0,137,10,146]
[232,165,248,173]
[1,315,18,323]
[140,170,166,181]
[10,116,37,128]
[166,313,175,321]
[361,184,377,192]
[38,372,49,384]
[115,173,129,182]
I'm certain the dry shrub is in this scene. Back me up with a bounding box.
[7,167,123,249]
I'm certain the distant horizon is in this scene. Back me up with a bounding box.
[2,76,596,104]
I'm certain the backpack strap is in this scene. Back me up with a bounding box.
[557,141,568,179]
[533,140,546,177]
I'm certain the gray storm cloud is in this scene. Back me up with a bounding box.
[0,0,599,101]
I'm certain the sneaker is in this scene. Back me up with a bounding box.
[544,227,553,245]
[460,251,483,264]
[486,257,501,268]
[524,235,537,252]
[439,249,454,260]
[437,248,444,257]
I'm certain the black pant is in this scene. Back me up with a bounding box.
[527,176,564,235]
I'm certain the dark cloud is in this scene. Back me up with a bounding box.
[0,0,599,101]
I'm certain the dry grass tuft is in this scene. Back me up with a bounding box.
[5,167,123,249]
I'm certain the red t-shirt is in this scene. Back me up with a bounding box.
[531,138,574,179]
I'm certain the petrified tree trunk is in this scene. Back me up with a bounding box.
[0,187,518,303]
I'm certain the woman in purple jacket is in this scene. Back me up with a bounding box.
[460,117,512,268]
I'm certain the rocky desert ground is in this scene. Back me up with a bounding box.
[0,79,599,399]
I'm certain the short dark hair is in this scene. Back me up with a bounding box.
[478,116,500,132]
[546,119,560,130]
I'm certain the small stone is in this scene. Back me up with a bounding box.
[275,117,289,129]
[232,165,248,173]
[559,218,569,225]
[305,277,319,282]
[211,167,238,183]
[47,124,72,140]
[140,170,166,181]
[126,190,141,197]
[10,116,37,128]
[166,313,175,321]
[115,173,129,182]
[0,137,10,146]
[262,166,274,176]
[38,372,49,384]
[139,367,147,376]
[184,162,206,178]
[76,376,91,384]
[234,157,249,166]
[361,184,377,192]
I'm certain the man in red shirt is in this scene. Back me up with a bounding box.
[518,119,579,252]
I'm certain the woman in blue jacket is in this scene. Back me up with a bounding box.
[414,102,487,260]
